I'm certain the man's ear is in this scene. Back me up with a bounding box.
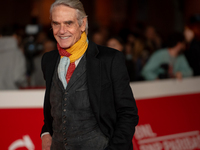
[81,17,87,32]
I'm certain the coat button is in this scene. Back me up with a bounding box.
[65,143,68,146]
[63,120,66,123]
[63,109,66,112]
[64,98,67,101]
[63,132,66,135]
[64,103,67,106]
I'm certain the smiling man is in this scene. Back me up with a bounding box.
[41,0,138,150]
[51,5,86,49]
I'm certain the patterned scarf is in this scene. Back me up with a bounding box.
[57,32,88,89]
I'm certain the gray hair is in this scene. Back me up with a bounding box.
[50,0,88,34]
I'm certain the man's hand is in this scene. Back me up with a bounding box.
[42,134,52,150]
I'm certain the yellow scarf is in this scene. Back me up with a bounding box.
[60,32,88,63]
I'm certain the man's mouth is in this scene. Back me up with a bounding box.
[60,36,70,39]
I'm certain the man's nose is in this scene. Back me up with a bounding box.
[59,25,67,34]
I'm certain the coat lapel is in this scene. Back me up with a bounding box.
[86,41,101,117]
[66,54,87,91]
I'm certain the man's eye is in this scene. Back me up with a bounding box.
[67,22,73,25]
[53,22,59,26]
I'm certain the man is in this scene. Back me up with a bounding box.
[142,32,193,80]
[41,0,139,150]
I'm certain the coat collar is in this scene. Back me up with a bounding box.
[86,41,99,58]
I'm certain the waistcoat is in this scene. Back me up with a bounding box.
[50,54,108,150]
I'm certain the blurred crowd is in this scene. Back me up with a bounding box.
[0,15,200,90]
[92,17,200,82]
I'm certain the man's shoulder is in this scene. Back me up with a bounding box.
[96,44,122,59]
[41,50,59,67]
[42,50,59,60]
[44,49,58,56]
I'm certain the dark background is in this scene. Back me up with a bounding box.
[0,0,199,40]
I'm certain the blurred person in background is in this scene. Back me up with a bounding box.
[123,32,140,81]
[122,33,148,82]
[184,21,200,76]
[91,31,104,45]
[124,41,136,82]
[106,36,124,52]
[132,38,148,81]
[142,32,193,81]
[107,36,136,81]
[41,0,138,150]
[24,29,47,85]
[30,39,56,87]
[144,25,162,55]
[0,25,27,90]
[91,26,109,46]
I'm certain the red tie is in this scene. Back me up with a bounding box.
[57,43,76,83]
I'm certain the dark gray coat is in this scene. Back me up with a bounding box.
[41,41,139,150]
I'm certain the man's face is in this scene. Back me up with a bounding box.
[51,5,86,49]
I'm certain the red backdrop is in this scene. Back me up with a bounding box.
[133,93,200,150]
[0,82,200,150]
